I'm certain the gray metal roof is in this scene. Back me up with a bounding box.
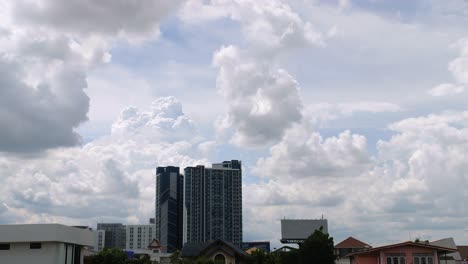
[0,224,94,246]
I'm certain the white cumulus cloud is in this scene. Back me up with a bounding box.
[112,96,196,142]
[0,97,208,225]
[213,45,303,147]
[428,83,465,96]
[449,38,468,85]
[180,0,323,51]
[254,126,371,179]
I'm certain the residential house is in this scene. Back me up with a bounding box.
[335,237,372,264]
[348,241,457,264]
[180,239,248,264]
[430,238,460,264]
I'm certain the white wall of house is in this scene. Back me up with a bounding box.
[0,224,94,264]
[0,242,63,264]
[0,242,84,264]
[336,257,352,264]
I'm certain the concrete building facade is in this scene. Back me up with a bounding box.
[0,224,94,264]
[184,160,243,247]
[125,225,156,251]
[93,230,105,252]
[155,166,184,252]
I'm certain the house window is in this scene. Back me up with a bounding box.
[72,246,81,264]
[386,255,405,264]
[0,244,10,250]
[214,254,226,264]
[30,243,42,249]
[414,254,433,264]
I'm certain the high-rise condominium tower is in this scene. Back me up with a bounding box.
[184,160,242,247]
[155,166,184,252]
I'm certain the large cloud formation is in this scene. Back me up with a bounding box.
[187,0,324,147]
[0,97,208,225]
[245,110,468,245]
[0,0,183,153]
[0,33,90,153]
[13,0,183,39]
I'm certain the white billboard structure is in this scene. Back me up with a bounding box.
[280,219,328,244]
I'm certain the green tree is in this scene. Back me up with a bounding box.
[170,250,182,264]
[194,257,217,264]
[126,254,153,264]
[298,227,336,264]
[248,249,267,264]
[84,249,157,264]
[276,250,299,264]
[248,249,296,264]
[88,248,127,264]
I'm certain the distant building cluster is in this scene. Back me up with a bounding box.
[92,160,243,254]
[1,159,468,264]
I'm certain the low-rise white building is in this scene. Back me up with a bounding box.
[0,224,94,264]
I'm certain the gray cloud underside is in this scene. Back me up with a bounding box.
[0,58,88,153]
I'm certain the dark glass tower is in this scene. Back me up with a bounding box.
[155,166,184,252]
[96,223,126,249]
[184,160,242,247]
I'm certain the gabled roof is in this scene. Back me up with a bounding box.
[181,241,213,257]
[181,240,248,258]
[458,246,468,260]
[430,238,457,250]
[347,241,457,257]
[272,245,298,253]
[430,238,461,260]
[148,239,161,249]
[335,237,371,249]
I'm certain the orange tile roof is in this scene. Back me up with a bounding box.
[335,237,371,249]
[245,247,260,255]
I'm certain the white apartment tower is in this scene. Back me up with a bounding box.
[125,225,156,251]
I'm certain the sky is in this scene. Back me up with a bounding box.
[1,0,468,249]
